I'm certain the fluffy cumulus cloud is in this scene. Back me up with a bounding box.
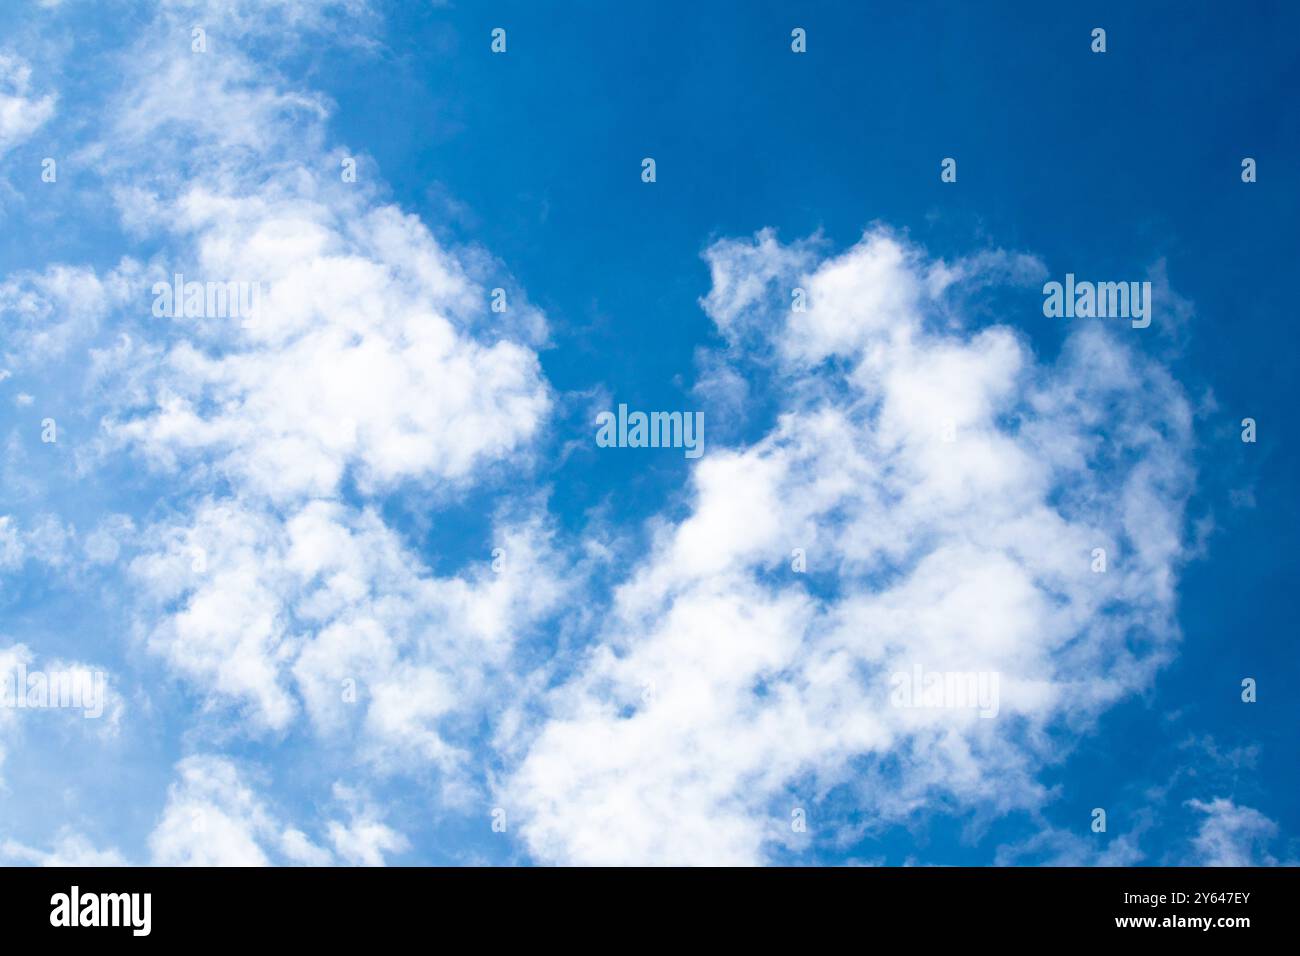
[83,0,549,503]
[80,0,562,775]
[106,196,548,500]
[502,228,1196,864]
[130,499,568,775]
[148,755,406,866]
[0,263,141,368]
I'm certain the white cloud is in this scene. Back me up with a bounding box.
[131,497,571,792]
[131,503,300,732]
[700,227,822,347]
[147,754,404,866]
[1185,797,1280,866]
[63,0,565,779]
[0,54,55,156]
[0,829,128,866]
[107,199,550,501]
[994,822,1146,866]
[325,783,408,866]
[4,758,404,868]
[0,262,141,369]
[40,0,548,510]
[504,228,1196,864]
[149,755,296,865]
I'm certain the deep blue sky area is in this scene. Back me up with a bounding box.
[0,1,1295,867]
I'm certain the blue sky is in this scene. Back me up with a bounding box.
[0,0,1295,866]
